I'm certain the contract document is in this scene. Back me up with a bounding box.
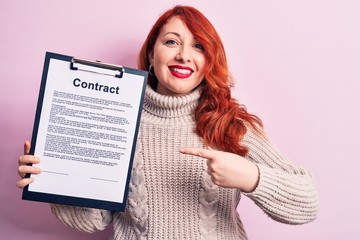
[22,52,147,211]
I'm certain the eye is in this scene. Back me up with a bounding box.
[164,39,178,45]
[194,43,204,51]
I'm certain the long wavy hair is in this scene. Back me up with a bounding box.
[138,5,262,156]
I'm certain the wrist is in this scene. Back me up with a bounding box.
[241,162,260,193]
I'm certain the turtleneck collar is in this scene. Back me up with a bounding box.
[142,84,201,119]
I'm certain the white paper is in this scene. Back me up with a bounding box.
[28,58,144,203]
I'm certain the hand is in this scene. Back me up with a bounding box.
[16,140,42,188]
[180,146,259,192]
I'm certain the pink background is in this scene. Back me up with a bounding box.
[1,0,359,239]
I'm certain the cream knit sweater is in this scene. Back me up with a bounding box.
[50,85,319,239]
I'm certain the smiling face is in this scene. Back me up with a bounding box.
[149,17,206,96]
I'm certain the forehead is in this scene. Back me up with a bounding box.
[159,16,193,37]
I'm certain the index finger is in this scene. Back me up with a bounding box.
[18,155,40,166]
[179,147,214,159]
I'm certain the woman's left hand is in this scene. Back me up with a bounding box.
[180,146,259,192]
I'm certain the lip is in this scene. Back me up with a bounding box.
[169,65,194,79]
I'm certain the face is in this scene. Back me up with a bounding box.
[149,17,206,96]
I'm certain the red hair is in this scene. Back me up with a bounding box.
[138,5,262,156]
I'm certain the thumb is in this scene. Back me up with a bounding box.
[24,140,31,155]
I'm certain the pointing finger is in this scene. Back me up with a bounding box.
[179,147,214,159]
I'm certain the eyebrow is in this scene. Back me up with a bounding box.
[162,32,181,37]
[161,31,199,43]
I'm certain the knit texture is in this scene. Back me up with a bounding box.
[50,85,319,239]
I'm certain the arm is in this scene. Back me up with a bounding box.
[241,127,319,224]
[50,204,113,233]
[180,127,319,225]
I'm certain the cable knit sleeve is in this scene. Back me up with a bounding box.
[50,204,113,233]
[242,126,319,224]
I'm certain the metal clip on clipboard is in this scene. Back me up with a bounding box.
[70,57,125,78]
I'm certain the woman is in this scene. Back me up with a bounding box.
[17,5,319,239]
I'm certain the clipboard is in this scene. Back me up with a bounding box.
[22,52,147,211]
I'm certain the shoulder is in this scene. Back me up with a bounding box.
[241,121,288,164]
[242,121,267,145]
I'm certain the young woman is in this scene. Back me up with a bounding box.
[17,5,319,239]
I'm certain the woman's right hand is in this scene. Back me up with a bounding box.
[16,140,42,188]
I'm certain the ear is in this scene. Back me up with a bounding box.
[148,51,154,64]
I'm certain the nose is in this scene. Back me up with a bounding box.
[176,45,191,62]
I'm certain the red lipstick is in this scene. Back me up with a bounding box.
[169,65,193,79]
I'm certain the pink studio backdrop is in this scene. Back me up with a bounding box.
[1,1,359,239]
